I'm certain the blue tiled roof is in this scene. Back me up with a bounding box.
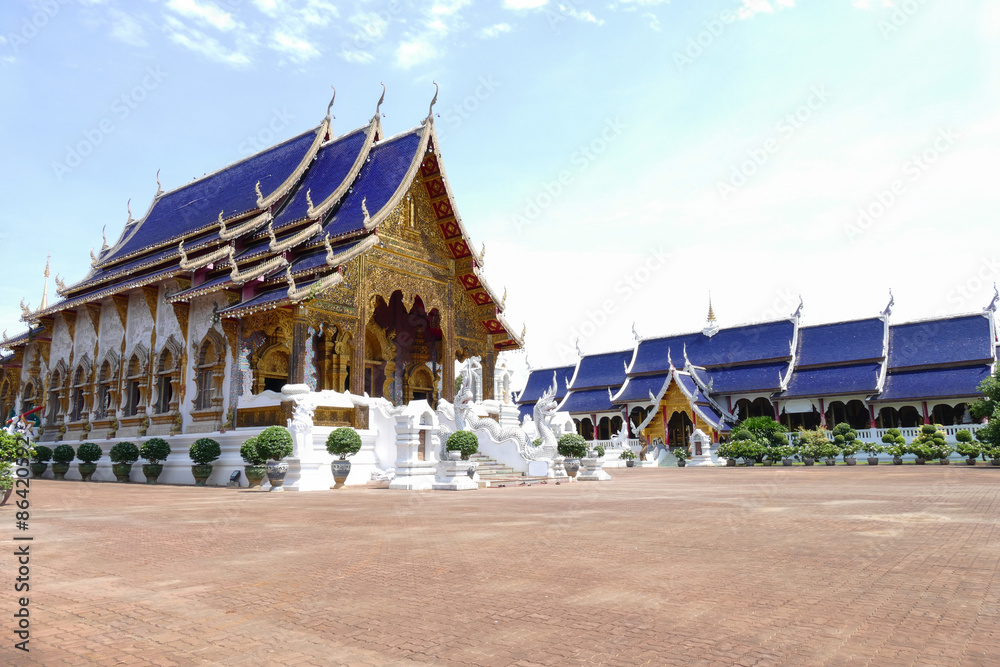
[320,128,423,240]
[782,363,882,398]
[874,365,991,401]
[101,128,320,264]
[168,273,233,300]
[630,320,793,375]
[271,127,369,231]
[559,388,619,414]
[887,315,993,369]
[518,404,533,421]
[217,282,302,316]
[796,318,884,367]
[701,362,789,395]
[612,374,668,404]
[517,366,575,404]
[569,350,633,390]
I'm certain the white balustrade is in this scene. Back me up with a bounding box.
[784,423,985,445]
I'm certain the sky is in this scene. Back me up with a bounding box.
[1,0,999,375]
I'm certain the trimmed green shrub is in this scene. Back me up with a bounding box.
[862,443,884,456]
[738,416,787,447]
[446,430,479,460]
[188,438,221,465]
[139,438,171,464]
[955,429,973,444]
[77,442,103,464]
[53,444,76,464]
[239,436,266,466]
[326,427,362,460]
[619,449,637,460]
[593,444,606,458]
[32,445,52,463]
[257,426,293,461]
[881,428,906,448]
[673,446,691,461]
[557,433,587,459]
[109,442,139,464]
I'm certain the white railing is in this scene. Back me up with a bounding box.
[784,423,985,445]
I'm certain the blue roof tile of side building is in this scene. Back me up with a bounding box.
[517,365,575,404]
[796,318,885,367]
[271,127,369,231]
[782,363,883,399]
[558,388,619,414]
[702,361,790,395]
[319,128,424,240]
[518,404,533,421]
[100,128,320,265]
[568,350,634,390]
[873,365,992,402]
[629,320,794,375]
[887,314,994,369]
[612,374,669,404]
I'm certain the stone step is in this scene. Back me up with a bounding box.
[487,476,554,488]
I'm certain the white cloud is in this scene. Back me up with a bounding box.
[431,0,471,16]
[109,9,147,47]
[0,36,7,45]
[504,0,548,8]
[642,12,661,31]
[165,0,239,32]
[736,0,797,19]
[340,48,375,64]
[558,5,604,25]
[163,15,252,66]
[270,30,320,62]
[396,38,438,69]
[479,23,512,39]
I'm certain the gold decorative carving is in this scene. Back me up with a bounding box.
[61,310,77,342]
[111,295,129,328]
[141,286,159,325]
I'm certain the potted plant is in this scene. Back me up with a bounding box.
[881,428,906,464]
[673,446,691,467]
[139,437,171,484]
[557,433,588,477]
[818,441,841,466]
[239,436,267,489]
[955,430,980,465]
[840,441,860,465]
[593,443,606,458]
[796,428,828,466]
[188,438,221,486]
[76,442,103,481]
[257,426,294,492]
[30,445,52,479]
[445,430,479,462]
[52,444,75,480]
[326,427,363,488]
[862,442,883,465]
[777,445,796,466]
[716,441,738,466]
[619,449,637,467]
[109,442,139,482]
[987,446,1000,467]
[909,424,948,464]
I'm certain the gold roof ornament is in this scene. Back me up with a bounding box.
[703,294,720,338]
[268,219,322,253]
[305,189,314,211]
[54,274,66,294]
[19,298,31,320]
[521,324,527,340]
[40,253,50,310]
[90,248,98,267]
[254,180,263,205]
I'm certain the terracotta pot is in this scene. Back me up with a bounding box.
[78,462,98,481]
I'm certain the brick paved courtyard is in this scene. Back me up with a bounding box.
[5,466,1000,666]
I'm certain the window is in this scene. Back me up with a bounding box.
[46,371,61,426]
[94,361,114,420]
[70,367,87,421]
[155,349,175,414]
[123,355,144,417]
[195,338,221,411]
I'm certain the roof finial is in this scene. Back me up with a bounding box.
[255,180,263,201]
[667,347,674,368]
[632,322,641,341]
[126,198,133,224]
[475,243,486,265]
[520,323,526,341]
[376,82,385,117]
[792,295,804,319]
[361,197,370,225]
[575,337,583,357]
[987,283,999,313]
[326,85,336,120]
[156,168,163,196]
[54,274,66,294]
[427,80,439,120]
[499,287,507,310]
[683,341,690,367]
[90,248,98,267]
[101,225,108,251]
[703,294,720,338]
[217,210,226,236]
[881,288,895,317]
[40,253,50,310]
[305,188,314,211]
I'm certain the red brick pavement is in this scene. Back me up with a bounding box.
[4,465,1000,665]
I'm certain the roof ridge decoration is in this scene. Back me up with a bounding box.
[322,232,379,269]
[268,219,322,253]
[985,283,999,313]
[306,116,381,220]
[256,99,334,211]
[231,252,287,285]
[219,209,272,241]
[376,82,386,118]
[155,169,163,197]
[286,264,343,303]
[425,81,439,124]
[632,322,641,341]
[881,288,894,317]
[325,86,336,122]
[792,295,804,319]
[359,123,433,234]
[178,239,232,272]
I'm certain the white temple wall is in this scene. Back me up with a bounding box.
[70,306,97,371]
[181,293,234,431]
[154,282,182,347]
[97,298,125,366]
[48,313,72,372]
[123,290,153,362]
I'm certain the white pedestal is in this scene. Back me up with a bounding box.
[389,461,436,490]
[528,460,550,477]
[550,456,569,479]
[432,459,478,491]
[577,456,612,481]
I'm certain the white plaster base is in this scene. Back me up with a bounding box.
[389,461,436,490]
[550,456,568,479]
[689,454,716,467]
[432,460,478,491]
[577,456,612,481]
[527,460,550,477]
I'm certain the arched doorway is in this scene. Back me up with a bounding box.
[407,365,434,402]
[826,400,869,430]
[898,406,921,427]
[578,417,594,441]
[667,411,693,449]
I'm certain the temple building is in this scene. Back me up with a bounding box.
[519,294,999,449]
[0,89,521,441]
